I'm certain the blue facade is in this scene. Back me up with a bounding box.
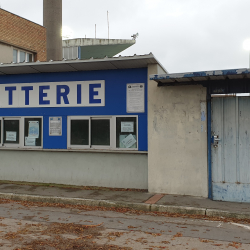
[0,68,148,151]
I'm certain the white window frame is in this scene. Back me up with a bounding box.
[1,117,22,148]
[114,115,138,151]
[67,116,91,149]
[67,115,138,151]
[13,48,34,63]
[0,116,43,149]
[90,116,114,150]
[26,52,33,63]
[13,49,18,63]
[23,116,43,149]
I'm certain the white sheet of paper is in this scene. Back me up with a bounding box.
[6,131,16,141]
[25,137,36,146]
[119,135,136,148]
[121,122,134,132]
[121,134,137,148]
[28,121,39,138]
[127,83,145,113]
[49,117,62,136]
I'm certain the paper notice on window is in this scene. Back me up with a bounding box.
[49,117,62,136]
[119,135,136,148]
[121,122,134,132]
[121,134,137,148]
[28,121,39,138]
[25,137,36,146]
[127,83,145,113]
[6,131,16,141]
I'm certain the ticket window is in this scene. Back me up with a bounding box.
[0,117,42,148]
[68,116,138,150]
[70,118,89,146]
[116,117,137,149]
[3,118,21,147]
[91,118,110,146]
[24,118,42,147]
[68,117,111,149]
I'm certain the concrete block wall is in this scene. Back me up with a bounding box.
[0,150,148,189]
[148,64,208,197]
[0,9,46,61]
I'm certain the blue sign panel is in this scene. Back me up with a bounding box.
[0,68,148,151]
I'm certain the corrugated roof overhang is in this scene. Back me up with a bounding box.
[0,54,165,75]
[150,68,250,86]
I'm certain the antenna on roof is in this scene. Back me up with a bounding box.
[95,24,96,39]
[107,11,109,40]
[131,33,139,40]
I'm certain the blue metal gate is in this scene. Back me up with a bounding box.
[212,96,250,202]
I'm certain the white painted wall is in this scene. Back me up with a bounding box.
[0,43,12,63]
[0,150,148,189]
[148,64,208,197]
[62,38,135,47]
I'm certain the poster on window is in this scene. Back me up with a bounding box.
[28,121,39,138]
[25,137,36,146]
[49,117,62,136]
[126,83,145,113]
[121,122,134,132]
[6,131,17,141]
[121,134,137,148]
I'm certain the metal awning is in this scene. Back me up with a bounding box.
[0,54,165,75]
[150,68,250,86]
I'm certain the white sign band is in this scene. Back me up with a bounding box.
[0,80,105,108]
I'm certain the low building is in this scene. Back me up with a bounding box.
[0,8,47,63]
[0,54,165,190]
[0,8,135,64]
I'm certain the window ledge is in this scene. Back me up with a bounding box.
[0,147,148,155]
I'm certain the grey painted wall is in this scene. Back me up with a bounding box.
[148,64,208,197]
[0,150,148,189]
[0,43,12,63]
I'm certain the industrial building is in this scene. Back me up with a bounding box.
[0,7,136,63]
[1,1,250,204]
[0,54,165,190]
[0,8,47,63]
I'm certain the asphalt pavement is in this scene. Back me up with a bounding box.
[0,182,250,220]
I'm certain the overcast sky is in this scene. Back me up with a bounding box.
[1,0,250,73]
